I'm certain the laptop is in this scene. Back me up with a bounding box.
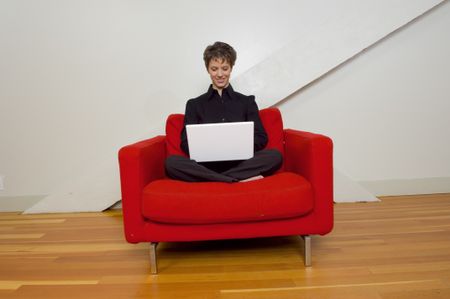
[186,121,254,162]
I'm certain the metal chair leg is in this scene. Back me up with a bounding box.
[150,242,159,274]
[301,235,312,267]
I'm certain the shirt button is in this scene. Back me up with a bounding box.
[222,118,226,122]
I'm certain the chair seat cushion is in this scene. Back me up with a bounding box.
[142,172,313,225]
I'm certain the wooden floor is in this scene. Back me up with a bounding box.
[1,194,450,299]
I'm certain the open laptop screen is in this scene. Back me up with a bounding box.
[186,121,254,162]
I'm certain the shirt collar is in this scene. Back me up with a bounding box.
[206,84,237,101]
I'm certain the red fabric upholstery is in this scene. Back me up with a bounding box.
[165,114,187,157]
[142,172,313,224]
[118,107,333,244]
[284,129,334,234]
[259,108,285,155]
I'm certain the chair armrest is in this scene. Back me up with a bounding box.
[284,129,334,234]
[118,135,166,243]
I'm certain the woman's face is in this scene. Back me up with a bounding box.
[207,58,232,90]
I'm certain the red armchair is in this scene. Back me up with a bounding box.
[118,107,333,274]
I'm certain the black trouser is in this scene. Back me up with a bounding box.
[165,149,283,183]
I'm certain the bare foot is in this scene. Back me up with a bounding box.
[239,175,264,182]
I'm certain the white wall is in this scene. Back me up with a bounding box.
[279,1,450,193]
[0,0,312,198]
[0,1,448,211]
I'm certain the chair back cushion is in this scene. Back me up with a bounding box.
[165,107,285,168]
[165,113,186,157]
[259,108,285,161]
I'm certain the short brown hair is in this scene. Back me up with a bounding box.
[203,41,237,69]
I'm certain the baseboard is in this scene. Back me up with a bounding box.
[0,195,46,212]
[359,177,450,196]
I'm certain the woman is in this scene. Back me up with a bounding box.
[165,41,282,182]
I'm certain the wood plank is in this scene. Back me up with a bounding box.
[0,233,44,240]
[0,193,449,299]
[0,219,65,225]
[0,280,98,290]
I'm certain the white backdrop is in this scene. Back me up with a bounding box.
[0,0,325,198]
[279,1,450,194]
[0,1,448,212]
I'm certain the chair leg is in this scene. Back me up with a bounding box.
[150,242,159,274]
[301,235,312,267]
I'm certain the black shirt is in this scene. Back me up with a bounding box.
[181,84,268,155]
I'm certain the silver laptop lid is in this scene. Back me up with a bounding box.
[186,121,254,162]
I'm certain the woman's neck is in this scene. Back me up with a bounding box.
[212,83,229,96]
